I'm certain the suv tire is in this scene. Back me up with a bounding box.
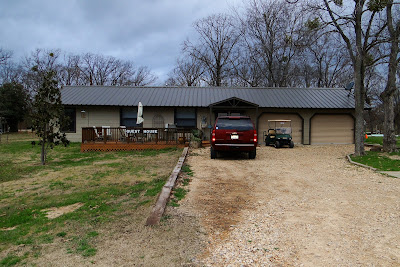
[210,147,216,159]
[249,149,256,159]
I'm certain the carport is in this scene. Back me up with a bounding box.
[208,97,259,128]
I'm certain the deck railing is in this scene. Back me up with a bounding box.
[82,127,196,145]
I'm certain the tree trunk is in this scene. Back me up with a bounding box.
[353,1,366,156]
[381,1,399,153]
[382,94,397,152]
[41,138,46,165]
[41,123,47,165]
[9,121,18,132]
[354,68,365,156]
[216,62,222,87]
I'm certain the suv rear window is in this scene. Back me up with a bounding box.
[216,118,254,131]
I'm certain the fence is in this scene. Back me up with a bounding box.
[82,127,196,145]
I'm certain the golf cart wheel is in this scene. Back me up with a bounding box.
[249,149,256,159]
[289,141,294,148]
[274,141,280,148]
[210,147,216,159]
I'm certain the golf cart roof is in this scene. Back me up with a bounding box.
[268,120,292,122]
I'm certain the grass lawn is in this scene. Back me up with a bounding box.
[351,151,400,171]
[0,133,185,266]
[351,136,400,171]
[364,135,400,146]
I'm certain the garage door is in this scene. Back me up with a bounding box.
[258,113,303,144]
[311,114,354,144]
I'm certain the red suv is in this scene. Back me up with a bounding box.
[211,116,257,159]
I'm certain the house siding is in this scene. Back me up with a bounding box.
[142,107,175,128]
[65,106,120,142]
[64,105,355,145]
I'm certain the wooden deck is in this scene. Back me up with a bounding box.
[81,141,188,152]
[81,127,195,152]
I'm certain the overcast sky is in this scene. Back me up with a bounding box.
[0,0,242,84]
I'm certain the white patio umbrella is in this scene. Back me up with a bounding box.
[137,102,144,125]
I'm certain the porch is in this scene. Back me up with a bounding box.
[81,127,195,152]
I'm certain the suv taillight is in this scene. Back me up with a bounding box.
[212,130,216,143]
[253,130,257,143]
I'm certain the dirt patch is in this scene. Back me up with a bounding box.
[1,226,17,231]
[188,156,254,237]
[31,205,206,267]
[183,145,400,266]
[42,203,84,219]
[383,153,400,160]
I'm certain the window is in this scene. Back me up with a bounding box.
[120,107,142,127]
[216,117,254,131]
[62,107,76,133]
[175,108,196,128]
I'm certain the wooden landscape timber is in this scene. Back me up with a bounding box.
[146,147,189,226]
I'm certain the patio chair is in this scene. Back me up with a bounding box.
[102,126,112,140]
[136,132,146,143]
[93,126,103,141]
[119,126,127,142]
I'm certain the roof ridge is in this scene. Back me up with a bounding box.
[63,85,346,90]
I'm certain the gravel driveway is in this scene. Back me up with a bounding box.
[182,145,400,266]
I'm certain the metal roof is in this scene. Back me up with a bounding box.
[61,86,357,109]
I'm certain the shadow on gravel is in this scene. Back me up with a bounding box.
[213,151,254,160]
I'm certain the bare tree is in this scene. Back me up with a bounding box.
[167,57,205,86]
[305,35,353,87]
[230,47,267,87]
[395,85,400,133]
[0,62,23,84]
[128,65,158,86]
[110,61,133,86]
[3,48,158,89]
[311,0,387,156]
[363,66,386,134]
[242,0,308,87]
[0,48,12,65]
[79,53,116,85]
[183,14,242,86]
[77,53,157,86]
[60,54,82,86]
[380,0,400,152]
[0,50,23,84]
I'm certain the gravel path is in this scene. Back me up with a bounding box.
[182,145,400,266]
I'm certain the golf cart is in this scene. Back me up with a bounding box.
[265,120,294,148]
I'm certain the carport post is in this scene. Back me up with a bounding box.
[209,106,213,140]
[255,106,258,129]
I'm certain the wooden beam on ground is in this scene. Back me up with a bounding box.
[145,147,189,226]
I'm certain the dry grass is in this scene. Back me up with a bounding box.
[0,133,205,266]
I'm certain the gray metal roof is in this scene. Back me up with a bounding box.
[61,86,357,109]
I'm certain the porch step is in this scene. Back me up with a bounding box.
[202,141,211,147]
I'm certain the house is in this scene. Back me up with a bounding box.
[61,86,358,145]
